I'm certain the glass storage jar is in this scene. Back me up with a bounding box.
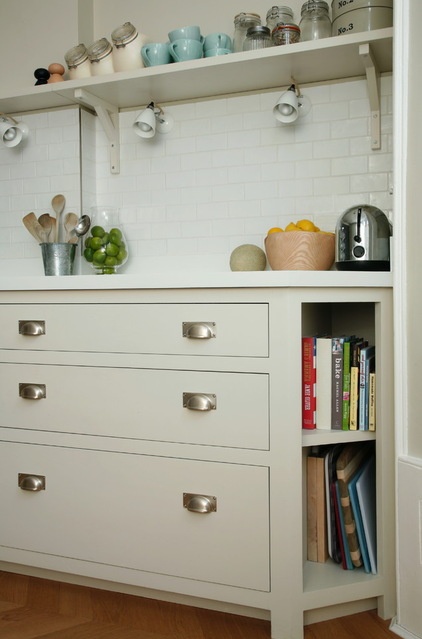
[272,22,301,44]
[87,38,115,76]
[299,0,331,41]
[64,44,91,79]
[233,12,262,52]
[243,26,272,51]
[83,207,128,275]
[266,5,294,31]
[111,22,143,71]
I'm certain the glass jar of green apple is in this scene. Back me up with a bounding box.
[83,206,128,274]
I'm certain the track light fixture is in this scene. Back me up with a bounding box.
[133,102,174,139]
[273,83,311,125]
[0,112,29,147]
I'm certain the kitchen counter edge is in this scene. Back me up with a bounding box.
[0,271,393,292]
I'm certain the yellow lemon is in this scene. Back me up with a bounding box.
[267,226,283,234]
[285,222,301,232]
[296,219,316,232]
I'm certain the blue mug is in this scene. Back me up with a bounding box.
[141,42,172,67]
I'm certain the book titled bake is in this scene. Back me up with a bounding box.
[302,336,316,430]
[331,337,344,430]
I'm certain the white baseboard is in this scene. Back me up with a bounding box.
[390,618,422,639]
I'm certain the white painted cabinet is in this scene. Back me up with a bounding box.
[0,284,395,639]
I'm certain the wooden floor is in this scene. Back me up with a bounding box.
[0,571,398,639]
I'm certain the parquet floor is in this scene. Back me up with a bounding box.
[0,571,398,639]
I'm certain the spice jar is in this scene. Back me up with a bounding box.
[272,22,301,44]
[87,37,115,76]
[233,12,262,52]
[266,6,295,31]
[243,26,273,51]
[299,0,331,41]
[111,22,145,71]
[64,44,92,80]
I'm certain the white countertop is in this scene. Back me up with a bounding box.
[0,270,393,291]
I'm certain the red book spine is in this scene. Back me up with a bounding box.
[302,336,316,429]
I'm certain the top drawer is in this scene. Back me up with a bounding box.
[0,303,269,357]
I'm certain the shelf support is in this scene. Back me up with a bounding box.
[74,88,120,174]
[359,43,381,151]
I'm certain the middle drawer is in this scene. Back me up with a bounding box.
[2,363,269,450]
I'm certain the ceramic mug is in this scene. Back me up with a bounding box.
[169,38,203,62]
[204,47,232,57]
[141,42,172,67]
[168,25,203,43]
[203,33,232,51]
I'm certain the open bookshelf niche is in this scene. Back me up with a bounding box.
[300,294,393,618]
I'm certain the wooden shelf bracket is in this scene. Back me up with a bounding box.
[74,88,120,174]
[359,43,381,151]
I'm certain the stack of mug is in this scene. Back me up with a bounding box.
[141,25,233,67]
[203,32,233,57]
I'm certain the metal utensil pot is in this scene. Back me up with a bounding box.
[335,204,392,271]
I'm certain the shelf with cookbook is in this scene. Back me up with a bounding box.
[298,290,395,621]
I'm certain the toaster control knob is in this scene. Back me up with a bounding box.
[353,245,365,258]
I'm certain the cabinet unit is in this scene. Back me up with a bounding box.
[0,284,394,639]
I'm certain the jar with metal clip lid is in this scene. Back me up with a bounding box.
[299,0,331,41]
[233,12,262,52]
[243,25,273,51]
[87,37,115,76]
[266,6,294,31]
[272,22,301,45]
[64,43,91,80]
[111,22,146,71]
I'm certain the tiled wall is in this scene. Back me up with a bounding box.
[0,76,393,274]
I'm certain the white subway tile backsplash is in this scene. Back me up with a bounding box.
[0,78,394,267]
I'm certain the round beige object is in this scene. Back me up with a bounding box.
[230,244,267,271]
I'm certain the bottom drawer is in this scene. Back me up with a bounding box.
[0,442,270,591]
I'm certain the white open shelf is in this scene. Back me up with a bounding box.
[0,28,392,115]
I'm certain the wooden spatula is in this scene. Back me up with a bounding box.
[22,212,45,243]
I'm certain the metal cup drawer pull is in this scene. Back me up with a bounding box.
[19,383,46,400]
[183,493,217,514]
[18,320,46,336]
[183,392,216,411]
[182,321,216,339]
[18,473,46,492]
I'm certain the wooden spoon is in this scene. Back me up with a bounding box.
[38,213,54,243]
[22,212,45,243]
[64,212,78,243]
[51,193,65,242]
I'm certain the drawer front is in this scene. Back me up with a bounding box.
[0,442,270,591]
[0,363,269,449]
[0,303,268,357]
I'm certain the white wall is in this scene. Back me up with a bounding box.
[0,76,393,274]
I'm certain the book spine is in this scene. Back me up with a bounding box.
[349,366,359,430]
[302,337,316,430]
[342,340,351,430]
[307,455,318,562]
[316,337,332,430]
[331,338,343,430]
[359,346,375,430]
[369,372,376,431]
[358,351,367,430]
